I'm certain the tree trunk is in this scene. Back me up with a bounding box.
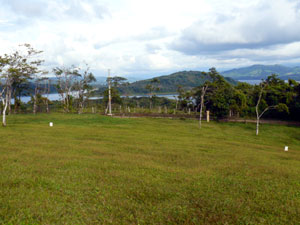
[255,86,263,136]
[256,116,259,135]
[8,88,11,115]
[46,99,49,113]
[46,80,50,113]
[14,92,18,114]
[33,93,37,114]
[199,85,208,128]
[149,96,152,111]
[2,93,8,127]
[199,100,203,128]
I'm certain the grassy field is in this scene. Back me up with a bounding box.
[0,114,300,224]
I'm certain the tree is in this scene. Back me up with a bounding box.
[203,69,235,119]
[177,85,193,112]
[73,65,96,114]
[0,44,44,125]
[108,76,127,88]
[255,75,289,135]
[43,78,51,113]
[145,78,160,110]
[33,75,49,114]
[198,81,209,128]
[53,65,80,112]
[103,76,127,113]
[0,55,10,126]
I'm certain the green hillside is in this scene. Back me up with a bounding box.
[97,71,237,95]
[222,64,300,80]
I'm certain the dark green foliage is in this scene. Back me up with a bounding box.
[193,70,300,121]
[102,88,123,106]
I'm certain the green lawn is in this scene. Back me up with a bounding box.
[0,114,300,224]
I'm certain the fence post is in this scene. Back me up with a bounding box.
[206,111,210,122]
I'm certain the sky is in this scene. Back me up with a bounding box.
[1,0,300,78]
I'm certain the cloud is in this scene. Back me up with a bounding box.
[1,0,300,78]
[0,0,109,23]
[171,0,300,55]
[145,44,161,54]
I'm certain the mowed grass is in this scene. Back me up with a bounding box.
[0,114,300,224]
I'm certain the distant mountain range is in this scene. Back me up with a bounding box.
[40,64,300,96]
[221,64,300,80]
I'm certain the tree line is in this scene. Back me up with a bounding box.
[177,68,300,134]
[0,44,96,126]
[1,45,299,134]
[104,67,299,131]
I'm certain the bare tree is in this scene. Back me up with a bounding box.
[255,82,277,135]
[43,79,51,113]
[145,78,160,110]
[33,76,48,114]
[53,66,80,112]
[0,44,44,125]
[0,59,12,126]
[255,80,288,135]
[73,65,96,114]
[199,83,209,128]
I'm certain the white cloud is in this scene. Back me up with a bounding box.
[0,0,299,77]
[171,0,300,54]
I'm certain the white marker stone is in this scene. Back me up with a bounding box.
[49,122,53,127]
[284,146,288,151]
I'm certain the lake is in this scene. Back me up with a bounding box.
[19,79,299,103]
[20,93,179,103]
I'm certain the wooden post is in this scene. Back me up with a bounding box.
[107,69,112,116]
[158,106,161,113]
[188,108,191,115]
[206,111,210,122]
[164,106,167,114]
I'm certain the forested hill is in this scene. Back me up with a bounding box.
[221,64,300,80]
[108,71,237,95]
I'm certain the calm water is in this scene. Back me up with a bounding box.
[20,93,178,103]
[20,79,298,103]
[238,80,261,85]
[238,80,299,84]
[20,93,61,103]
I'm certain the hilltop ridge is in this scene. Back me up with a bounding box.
[221,64,300,80]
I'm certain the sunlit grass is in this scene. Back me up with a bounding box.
[0,113,299,224]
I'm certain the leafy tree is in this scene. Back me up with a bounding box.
[108,76,127,88]
[194,68,233,119]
